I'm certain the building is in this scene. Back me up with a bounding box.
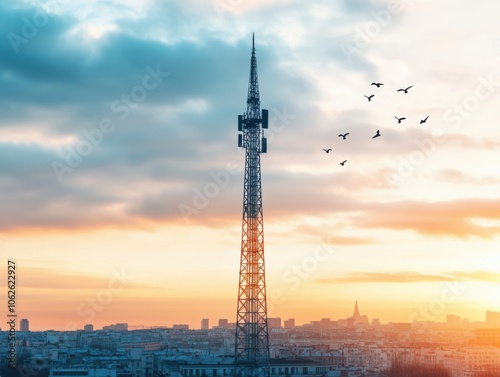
[173,324,189,330]
[174,360,342,377]
[446,314,460,325]
[268,318,282,329]
[388,322,411,331]
[475,328,500,346]
[350,301,369,327]
[201,319,209,330]
[102,323,128,331]
[463,347,500,375]
[486,311,500,324]
[20,318,29,332]
[319,318,333,328]
[49,369,116,377]
[84,324,94,332]
[284,318,295,329]
[218,319,229,329]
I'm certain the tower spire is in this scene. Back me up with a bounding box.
[235,34,270,377]
[353,300,360,318]
[246,33,260,120]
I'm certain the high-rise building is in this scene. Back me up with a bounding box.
[84,324,94,332]
[284,318,295,329]
[486,311,500,324]
[20,318,29,332]
[218,318,229,329]
[201,318,209,330]
[268,318,282,329]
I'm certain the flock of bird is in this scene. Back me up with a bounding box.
[323,82,430,166]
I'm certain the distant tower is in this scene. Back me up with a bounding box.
[353,301,360,318]
[235,33,270,377]
[201,318,209,330]
[20,318,29,332]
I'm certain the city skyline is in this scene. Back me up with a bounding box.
[12,303,500,332]
[1,1,500,332]
[23,310,493,329]
[6,313,500,377]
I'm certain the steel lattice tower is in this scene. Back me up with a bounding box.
[234,33,270,377]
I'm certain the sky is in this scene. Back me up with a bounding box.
[1,0,500,331]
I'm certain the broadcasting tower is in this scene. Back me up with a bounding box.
[234,33,270,377]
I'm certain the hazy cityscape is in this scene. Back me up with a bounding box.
[4,304,500,377]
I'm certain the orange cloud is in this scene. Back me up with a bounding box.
[0,267,158,290]
[324,235,376,246]
[317,270,500,284]
[278,223,377,245]
[355,198,500,238]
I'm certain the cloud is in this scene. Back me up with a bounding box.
[433,169,500,185]
[269,222,377,245]
[445,133,500,151]
[324,235,376,246]
[0,0,319,233]
[0,0,498,242]
[0,266,156,290]
[454,271,500,282]
[317,270,500,284]
[355,198,500,239]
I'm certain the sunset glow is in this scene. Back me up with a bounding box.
[1,0,500,331]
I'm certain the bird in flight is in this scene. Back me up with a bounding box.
[338,133,349,140]
[371,82,384,88]
[372,130,381,139]
[420,116,429,124]
[364,94,374,102]
[394,116,406,124]
[397,85,413,94]
[323,148,332,153]
[340,160,347,166]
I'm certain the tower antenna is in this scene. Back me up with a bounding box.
[235,33,270,377]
